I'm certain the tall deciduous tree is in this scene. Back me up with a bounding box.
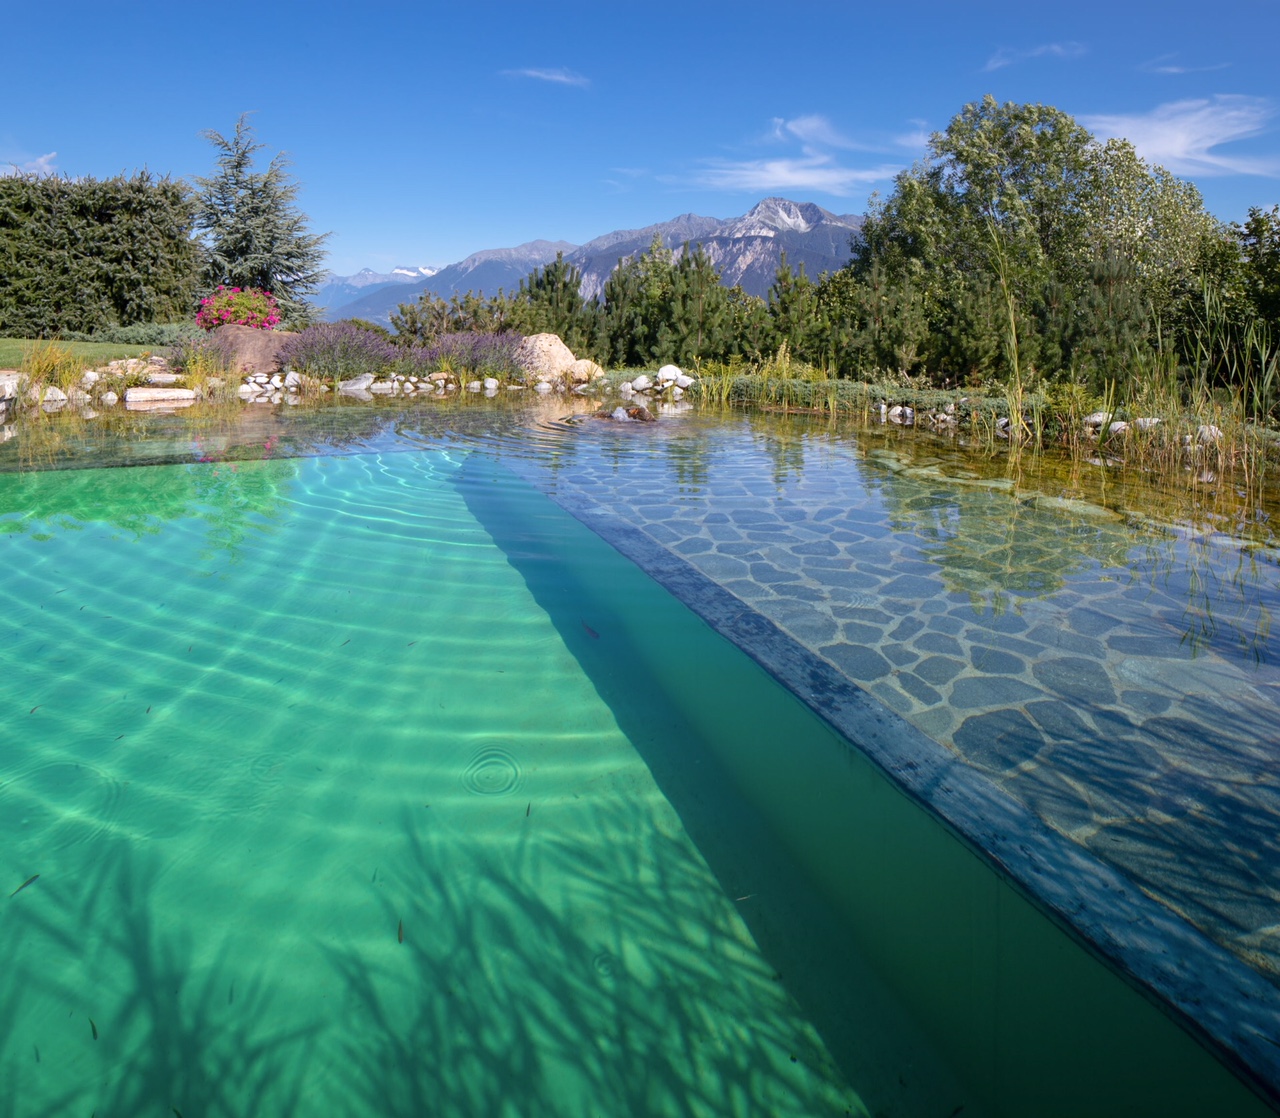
[194,115,329,327]
[1238,205,1280,329]
[851,96,1220,386]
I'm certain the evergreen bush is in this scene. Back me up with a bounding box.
[0,172,202,337]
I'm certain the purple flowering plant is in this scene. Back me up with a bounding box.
[398,332,525,378]
[196,286,282,331]
[278,321,400,380]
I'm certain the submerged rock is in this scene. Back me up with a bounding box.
[598,405,656,422]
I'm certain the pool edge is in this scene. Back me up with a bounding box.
[528,474,1280,1112]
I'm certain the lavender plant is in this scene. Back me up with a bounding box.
[398,332,525,379]
[279,322,399,381]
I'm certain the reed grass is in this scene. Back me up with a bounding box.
[19,339,87,395]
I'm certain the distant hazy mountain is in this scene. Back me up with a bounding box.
[313,266,438,318]
[318,199,862,324]
[324,241,575,323]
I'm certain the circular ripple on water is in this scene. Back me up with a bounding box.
[0,760,128,851]
[461,748,522,797]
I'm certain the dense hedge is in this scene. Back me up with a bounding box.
[0,172,203,337]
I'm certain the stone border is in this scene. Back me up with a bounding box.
[525,472,1280,1111]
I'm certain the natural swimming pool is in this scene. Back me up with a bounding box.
[3,398,1279,1117]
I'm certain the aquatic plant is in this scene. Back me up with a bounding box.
[170,331,237,394]
[19,339,86,393]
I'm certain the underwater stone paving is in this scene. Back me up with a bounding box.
[536,416,1280,987]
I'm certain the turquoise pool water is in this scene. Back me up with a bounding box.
[2,400,1278,1117]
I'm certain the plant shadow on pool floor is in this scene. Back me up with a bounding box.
[0,843,318,1118]
[319,801,868,1118]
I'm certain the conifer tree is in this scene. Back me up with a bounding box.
[511,253,595,352]
[194,115,329,327]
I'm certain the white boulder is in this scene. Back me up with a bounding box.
[514,333,577,382]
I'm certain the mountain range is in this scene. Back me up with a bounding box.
[312,265,439,316]
[317,198,863,325]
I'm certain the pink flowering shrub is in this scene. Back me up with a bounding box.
[196,286,281,331]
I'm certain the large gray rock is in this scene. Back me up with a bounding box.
[211,324,295,376]
[514,333,576,382]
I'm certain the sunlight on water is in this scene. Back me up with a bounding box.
[0,454,863,1117]
[2,401,1278,1117]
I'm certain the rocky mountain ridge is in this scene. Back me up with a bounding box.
[319,198,861,324]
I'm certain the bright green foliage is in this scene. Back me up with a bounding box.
[1238,205,1280,328]
[194,115,329,329]
[599,236,677,366]
[389,293,455,345]
[1080,139,1217,309]
[848,96,1224,392]
[660,246,736,363]
[596,238,745,366]
[767,256,823,362]
[0,171,202,337]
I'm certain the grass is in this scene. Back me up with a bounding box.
[0,337,152,369]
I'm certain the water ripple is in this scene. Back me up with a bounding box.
[461,747,522,796]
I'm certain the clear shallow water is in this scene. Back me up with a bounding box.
[2,400,1279,1116]
[0,451,872,1117]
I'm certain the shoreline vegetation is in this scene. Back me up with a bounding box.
[4,334,1279,554]
[1,96,1278,513]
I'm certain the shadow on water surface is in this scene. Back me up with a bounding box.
[0,843,317,1118]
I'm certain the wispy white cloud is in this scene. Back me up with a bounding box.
[984,41,1086,72]
[1,150,57,176]
[1080,95,1277,176]
[502,67,589,88]
[695,153,899,195]
[692,114,902,195]
[1139,53,1231,76]
[602,167,647,193]
[781,114,864,150]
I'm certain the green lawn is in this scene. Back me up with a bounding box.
[0,337,153,370]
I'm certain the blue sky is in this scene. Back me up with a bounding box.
[4,0,1277,274]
